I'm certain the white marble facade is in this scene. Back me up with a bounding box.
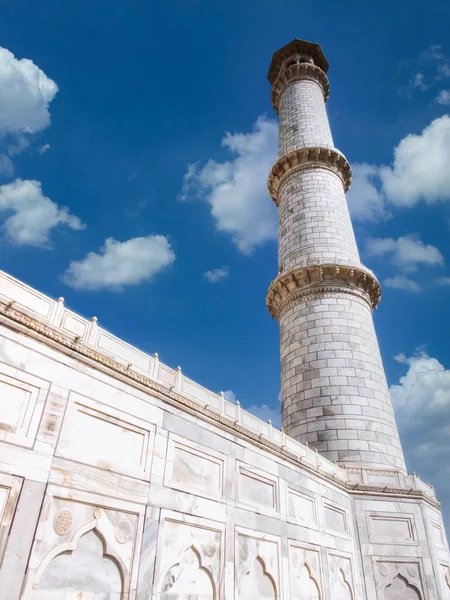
[0,270,449,599]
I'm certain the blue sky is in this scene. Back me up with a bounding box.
[1,0,450,527]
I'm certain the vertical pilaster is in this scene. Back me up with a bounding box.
[267,40,406,472]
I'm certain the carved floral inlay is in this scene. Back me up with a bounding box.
[271,62,330,111]
[267,146,352,205]
[379,564,390,577]
[407,565,418,578]
[54,509,72,536]
[266,263,381,319]
[240,543,249,562]
[115,520,131,544]
[204,541,217,558]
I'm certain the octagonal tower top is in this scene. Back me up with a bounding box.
[268,38,329,84]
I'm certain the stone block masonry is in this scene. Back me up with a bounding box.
[266,40,407,473]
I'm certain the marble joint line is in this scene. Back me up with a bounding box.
[268,146,352,204]
[266,264,381,319]
[271,62,330,111]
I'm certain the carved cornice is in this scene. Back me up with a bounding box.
[267,146,352,205]
[271,62,330,111]
[266,263,381,319]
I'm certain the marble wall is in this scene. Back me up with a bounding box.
[0,276,449,599]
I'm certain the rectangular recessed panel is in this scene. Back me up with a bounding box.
[60,311,88,338]
[288,489,316,524]
[369,514,415,543]
[0,486,9,522]
[182,378,210,403]
[0,370,46,448]
[0,380,32,434]
[324,504,347,534]
[366,472,399,486]
[159,365,176,387]
[0,274,53,319]
[57,397,151,477]
[239,469,276,509]
[171,444,223,496]
[432,523,445,547]
[97,332,151,372]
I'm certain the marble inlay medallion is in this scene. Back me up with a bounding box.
[54,509,72,536]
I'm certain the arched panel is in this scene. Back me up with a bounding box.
[161,546,215,599]
[239,556,276,599]
[384,574,421,600]
[292,563,320,599]
[331,568,352,600]
[36,529,122,596]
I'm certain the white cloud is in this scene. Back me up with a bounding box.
[412,71,428,90]
[366,234,444,272]
[384,275,421,293]
[379,115,450,206]
[203,266,229,283]
[0,178,84,247]
[437,276,450,286]
[401,45,450,97]
[63,235,175,291]
[177,163,198,202]
[420,44,450,77]
[390,351,450,527]
[245,404,281,428]
[178,116,278,254]
[352,116,450,217]
[38,143,50,155]
[223,390,237,403]
[346,163,389,222]
[0,154,13,177]
[436,90,450,105]
[0,46,58,134]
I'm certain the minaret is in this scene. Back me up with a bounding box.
[266,39,406,472]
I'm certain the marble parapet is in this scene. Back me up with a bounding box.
[0,270,437,505]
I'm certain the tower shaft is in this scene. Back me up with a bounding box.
[267,40,406,472]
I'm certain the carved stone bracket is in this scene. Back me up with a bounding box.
[267,146,352,205]
[266,263,381,319]
[271,62,330,111]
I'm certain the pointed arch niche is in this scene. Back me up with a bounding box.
[289,544,322,600]
[292,563,321,600]
[331,569,353,600]
[160,545,215,599]
[239,555,276,599]
[35,529,123,598]
[384,574,421,600]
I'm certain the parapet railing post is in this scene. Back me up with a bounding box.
[50,297,65,327]
[151,353,160,379]
[87,316,98,345]
[175,366,182,392]
[235,400,241,425]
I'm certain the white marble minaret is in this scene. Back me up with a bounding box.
[266,39,407,472]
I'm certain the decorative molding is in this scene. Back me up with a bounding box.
[271,62,330,111]
[266,263,381,319]
[267,146,352,204]
[0,300,440,508]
